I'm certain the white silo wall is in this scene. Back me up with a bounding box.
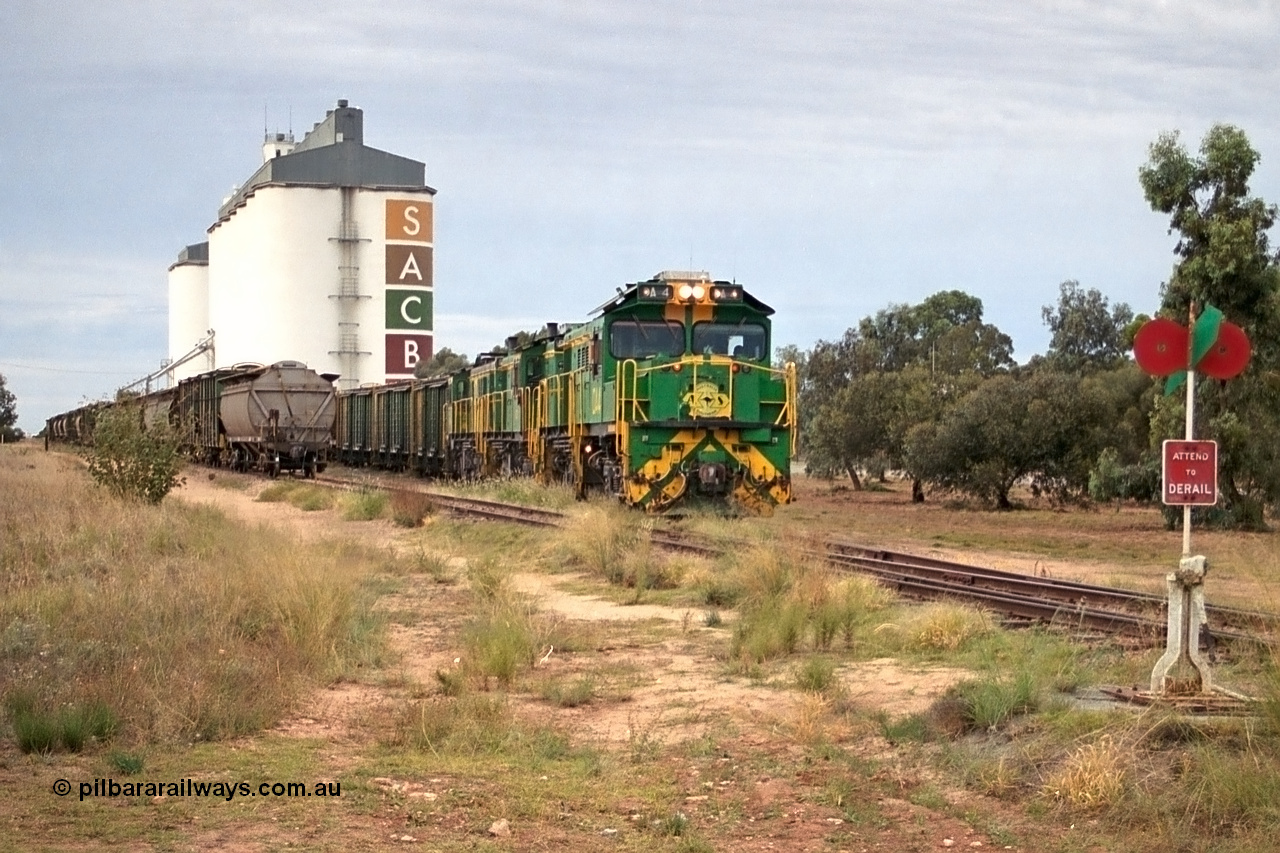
[167,261,209,381]
[207,185,434,388]
[209,186,342,375]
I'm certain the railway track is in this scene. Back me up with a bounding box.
[822,542,1276,645]
[315,472,565,527]
[311,471,1275,647]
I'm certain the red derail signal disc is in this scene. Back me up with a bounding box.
[1133,318,1189,376]
[1196,320,1251,379]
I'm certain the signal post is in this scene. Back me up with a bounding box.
[1133,303,1251,697]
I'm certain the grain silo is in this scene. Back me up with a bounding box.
[166,242,211,380]
[168,100,435,389]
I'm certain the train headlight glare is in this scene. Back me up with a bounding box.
[678,284,694,300]
[692,285,705,299]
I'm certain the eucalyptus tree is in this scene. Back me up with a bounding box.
[802,292,1012,495]
[1139,124,1280,527]
[0,374,16,441]
[1040,280,1134,372]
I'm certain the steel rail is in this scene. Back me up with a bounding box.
[824,541,1278,639]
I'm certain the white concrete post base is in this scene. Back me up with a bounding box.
[1150,556,1212,695]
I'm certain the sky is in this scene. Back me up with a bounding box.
[2,0,1279,432]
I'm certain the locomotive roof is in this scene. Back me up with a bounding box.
[591,278,775,317]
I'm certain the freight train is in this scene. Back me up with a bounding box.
[45,361,337,478]
[46,271,796,513]
[335,271,797,513]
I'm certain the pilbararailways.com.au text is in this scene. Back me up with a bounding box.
[53,778,342,802]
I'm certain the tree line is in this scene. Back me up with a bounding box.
[788,124,1280,529]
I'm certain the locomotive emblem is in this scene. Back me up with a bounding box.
[683,381,730,418]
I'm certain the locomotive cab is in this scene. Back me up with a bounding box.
[599,271,796,512]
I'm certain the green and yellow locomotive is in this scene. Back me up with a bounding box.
[335,271,796,513]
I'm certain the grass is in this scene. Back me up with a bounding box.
[724,545,894,671]
[444,476,577,509]
[341,489,388,520]
[1041,734,1128,808]
[794,656,838,692]
[256,480,336,511]
[14,443,1280,853]
[0,448,388,745]
[537,675,597,707]
[5,690,119,753]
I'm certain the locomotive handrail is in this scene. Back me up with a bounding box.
[567,371,581,487]
[621,355,795,427]
[785,362,797,456]
[616,358,642,472]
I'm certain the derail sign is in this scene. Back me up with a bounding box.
[1161,440,1218,506]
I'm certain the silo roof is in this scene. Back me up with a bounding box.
[214,102,433,224]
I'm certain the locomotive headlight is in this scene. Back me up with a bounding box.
[691,285,705,300]
[678,284,694,300]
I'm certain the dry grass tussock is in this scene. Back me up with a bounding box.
[434,557,593,693]
[876,602,995,653]
[0,447,386,746]
[727,544,895,669]
[1041,734,1129,809]
[558,504,682,591]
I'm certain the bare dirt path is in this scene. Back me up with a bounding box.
[165,473,1111,845]
[170,473,1066,852]
[176,474,970,741]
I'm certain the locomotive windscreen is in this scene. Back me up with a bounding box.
[609,320,685,359]
[692,322,767,359]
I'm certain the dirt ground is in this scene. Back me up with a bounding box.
[163,473,1044,851]
[178,475,973,735]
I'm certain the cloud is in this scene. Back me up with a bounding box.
[0,247,164,329]
[1,0,1276,425]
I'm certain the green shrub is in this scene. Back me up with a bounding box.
[109,751,145,775]
[795,656,838,692]
[952,672,1037,731]
[5,693,118,754]
[342,489,388,521]
[658,812,690,837]
[467,557,509,600]
[878,712,932,744]
[83,404,185,504]
[463,603,537,687]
